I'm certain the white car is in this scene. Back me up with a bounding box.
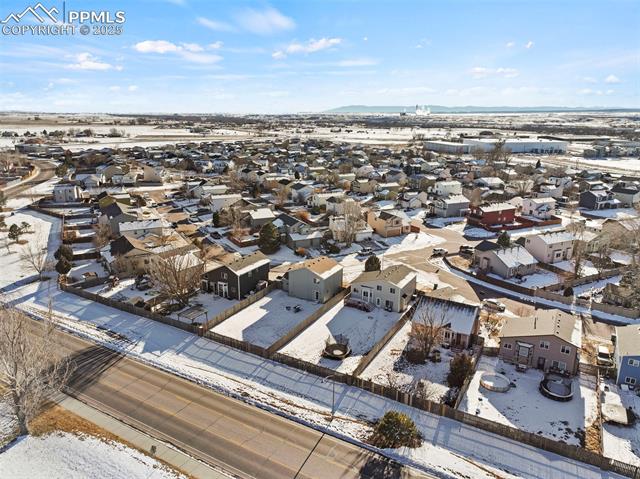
[482,299,506,312]
[431,247,448,257]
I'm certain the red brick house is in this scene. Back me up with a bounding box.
[467,202,517,231]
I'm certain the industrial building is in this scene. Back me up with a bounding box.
[462,138,568,154]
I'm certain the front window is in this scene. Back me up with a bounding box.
[540,341,550,350]
[389,288,396,294]
[561,345,571,355]
[628,359,640,367]
[503,343,512,350]
[625,377,637,385]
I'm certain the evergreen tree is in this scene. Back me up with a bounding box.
[8,224,21,242]
[54,245,74,262]
[447,353,474,388]
[212,211,220,227]
[496,231,511,248]
[364,255,381,272]
[258,223,280,254]
[371,411,422,448]
[535,159,542,169]
[55,257,72,275]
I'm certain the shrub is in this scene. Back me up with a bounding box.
[55,257,72,275]
[447,353,474,388]
[327,244,340,255]
[370,411,422,449]
[54,245,74,262]
[563,286,574,297]
[295,247,306,257]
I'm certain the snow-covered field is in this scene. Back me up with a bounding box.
[212,289,323,348]
[577,157,640,172]
[381,232,445,255]
[555,259,599,277]
[463,227,497,239]
[580,208,640,220]
[0,433,184,479]
[359,321,452,401]
[602,383,640,466]
[279,299,403,374]
[512,271,562,288]
[460,356,598,446]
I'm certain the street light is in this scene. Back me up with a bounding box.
[322,374,336,420]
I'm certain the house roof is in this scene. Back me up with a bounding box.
[352,264,416,288]
[475,240,500,252]
[532,231,575,245]
[284,256,342,279]
[413,295,479,336]
[493,245,538,268]
[500,309,581,348]
[615,324,640,358]
[219,250,270,275]
[476,202,516,213]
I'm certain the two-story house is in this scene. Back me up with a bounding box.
[523,231,575,264]
[521,197,556,220]
[467,203,517,230]
[614,324,640,387]
[351,265,416,312]
[579,190,620,210]
[366,209,411,237]
[280,256,343,303]
[432,194,470,218]
[474,241,538,279]
[202,251,270,300]
[499,309,581,375]
[412,295,480,349]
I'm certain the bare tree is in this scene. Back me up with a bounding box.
[341,200,362,247]
[511,179,534,197]
[275,185,290,207]
[20,233,52,279]
[0,304,70,435]
[92,223,112,249]
[592,235,612,277]
[147,251,204,307]
[572,236,586,278]
[409,299,449,360]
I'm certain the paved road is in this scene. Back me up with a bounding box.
[2,160,56,199]
[44,325,432,479]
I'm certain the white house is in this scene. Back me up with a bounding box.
[522,197,556,220]
[53,184,83,203]
[308,191,345,208]
[208,194,243,213]
[430,180,462,198]
[351,265,417,312]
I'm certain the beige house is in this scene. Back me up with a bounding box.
[351,265,416,312]
[523,231,574,264]
[351,178,378,194]
[499,309,581,375]
[367,209,411,237]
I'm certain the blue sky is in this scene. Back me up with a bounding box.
[0,0,638,113]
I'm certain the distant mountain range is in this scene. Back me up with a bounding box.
[325,105,640,114]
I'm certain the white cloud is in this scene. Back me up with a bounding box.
[208,41,223,50]
[134,40,180,54]
[604,74,620,84]
[470,66,518,78]
[363,36,368,41]
[506,41,515,48]
[235,7,295,34]
[128,85,139,92]
[525,40,534,49]
[181,43,204,53]
[134,40,222,64]
[415,38,431,49]
[108,86,121,92]
[196,17,235,32]
[577,88,614,96]
[66,53,115,71]
[273,37,341,59]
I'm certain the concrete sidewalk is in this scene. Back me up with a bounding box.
[57,394,233,479]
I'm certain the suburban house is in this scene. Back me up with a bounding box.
[202,251,270,300]
[351,265,416,312]
[290,183,316,203]
[523,231,575,264]
[521,197,556,220]
[308,191,345,209]
[579,190,620,210]
[432,194,470,218]
[474,241,538,279]
[280,256,343,303]
[328,215,373,243]
[430,180,462,198]
[367,209,411,237]
[119,218,171,239]
[412,295,480,349]
[466,203,517,230]
[613,324,640,387]
[248,208,276,229]
[209,194,243,213]
[53,183,83,203]
[499,309,581,375]
[99,201,138,235]
[142,164,167,183]
[611,183,640,207]
[351,178,378,194]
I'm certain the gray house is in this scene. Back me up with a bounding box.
[432,194,470,218]
[473,241,538,279]
[280,256,343,303]
[351,265,416,312]
[614,324,640,387]
[499,309,581,375]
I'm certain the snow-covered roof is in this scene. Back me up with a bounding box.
[413,296,479,336]
[493,246,538,268]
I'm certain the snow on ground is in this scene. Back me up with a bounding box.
[509,271,562,289]
[5,176,59,210]
[555,260,599,277]
[0,210,62,289]
[88,278,161,303]
[173,291,236,323]
[425,216,465,229]
[68,259,109,281]
[339,253,366,283]
[460,356,598,446]
[0,432,185,479]
[580,208,640,220]
[359,321,452,401]
[5,280,627,479]
[576,157,640,172]
[610,251,633,265]
[573,276,622,301]
[212,289,323,348]
[381,232,445,255]
[279,299,403,374]
[463,228,497,239]
[601,383,640,466]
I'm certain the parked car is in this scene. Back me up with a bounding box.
[596,346,614,367]
[482,298,506,312]
[431,247,448,257]
[357,247,374,257]
[459,244,474,255]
